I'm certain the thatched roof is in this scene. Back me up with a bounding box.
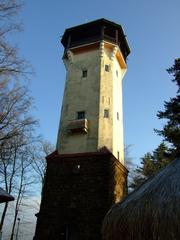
[102,159,180,240]
[0,188,14,203]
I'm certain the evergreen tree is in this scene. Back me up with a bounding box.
[130,152,153,190]
[130,143,171,189]
[131,59,180,190]
[156,58,180,157]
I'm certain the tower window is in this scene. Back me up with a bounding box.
[116,70,118,77]
[117,112,119,120]
[117,151,120,160]
[104,109,109,118]
[82,69,87,78]
[105,65,110,72]
[77,111,85,119]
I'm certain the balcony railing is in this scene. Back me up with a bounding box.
[67,119,88,134]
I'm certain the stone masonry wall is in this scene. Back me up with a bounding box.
[34,150,128,240]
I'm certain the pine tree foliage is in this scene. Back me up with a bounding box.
[131,59,180,190]
[130,143,172,189]
[156,58,180,157]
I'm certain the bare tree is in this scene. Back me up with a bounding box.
[0,82,54,238]
[124,144,134,168]
[0,81,36,143]
[0,1,21,21]
[9,145,35,240]
[0,0,31,80]
[124,145,136,192]
[0,82,38,237]
[0,125,37,234]
[0,2,54,239]
[30,140,54,190]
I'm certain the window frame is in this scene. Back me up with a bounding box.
[116,70,118,77]
[105,64,110,72]
[77,111,86,120]
[104,109,109,118]
[82,69,88,78]
[117,112,119,120]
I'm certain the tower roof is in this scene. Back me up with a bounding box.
[61,18,130,61]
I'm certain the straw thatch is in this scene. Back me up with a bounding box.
[102,159,180,240]
[0,188,14,203]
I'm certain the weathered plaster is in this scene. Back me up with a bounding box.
[57,41,127,164]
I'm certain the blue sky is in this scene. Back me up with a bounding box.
[15,0,180,165]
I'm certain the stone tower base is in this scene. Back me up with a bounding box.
[33,148,128,240]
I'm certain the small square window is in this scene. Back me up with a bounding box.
[105,65,110,72]
[82,70,87,78]
[104,109,109,118]
[77,111,85,119]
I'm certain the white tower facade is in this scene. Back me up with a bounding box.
[56,19,130,164]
